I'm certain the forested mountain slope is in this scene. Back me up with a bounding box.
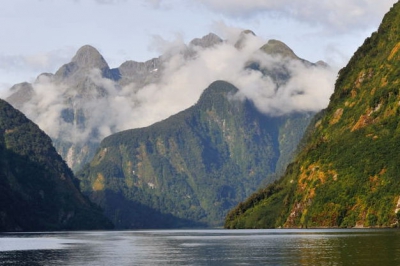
[225,1,400,229]
[77,81,313,228]
[0,99,112,231]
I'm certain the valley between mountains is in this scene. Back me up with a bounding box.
[4,2,399,230]
[1,29,332,230]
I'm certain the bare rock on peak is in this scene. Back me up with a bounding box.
[117,58,162,87]
[54,45,114,83]
[190,33,223,48]
[241,29,256,36]
[235,30,257,49]
[260,40,300,60]
[6,82,34,110]
[71,45,109,70]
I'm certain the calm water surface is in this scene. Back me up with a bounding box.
[0,229,399,265]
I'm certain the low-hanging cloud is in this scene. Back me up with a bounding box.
[3,27,337,147]
[234,56,335,115]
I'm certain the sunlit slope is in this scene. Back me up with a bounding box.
[225,2,400,229]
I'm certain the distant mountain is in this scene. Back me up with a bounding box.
[234,30,256,49]
[225,1,400,229]
[5,31,328,173]
[0,99,112,231]
[260,40,301,61]
[6,44,163,172]
[189,33,223,48]
[77,80,313,228]
[6,82,34,110]
[55,45,117,82]
[116,58,161,87]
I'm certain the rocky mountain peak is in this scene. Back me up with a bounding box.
[241,29,256,36]
[54,45,113,83]
[260,39,299,60]
[6,82,34,110]
[71,45,109,70]
[234,30,257,49]
[189,33,223,48]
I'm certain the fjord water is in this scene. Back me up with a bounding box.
[0,229,399,265]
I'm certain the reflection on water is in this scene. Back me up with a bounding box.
[0,229,400,265]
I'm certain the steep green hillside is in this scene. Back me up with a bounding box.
[0,99,112,231]
[78,81,312,228]
[225,2,400,229]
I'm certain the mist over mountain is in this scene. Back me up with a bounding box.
[4,28,336,171]
[0,99,112,231]
[77,80,314,228]
[225,1,400,229]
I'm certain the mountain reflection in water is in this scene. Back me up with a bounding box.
[0,229,399,265]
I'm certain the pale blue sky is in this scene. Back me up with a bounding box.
[0,0,397,90]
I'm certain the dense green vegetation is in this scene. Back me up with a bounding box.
[78,80,313,228]
[0,99,112,231]
[225,1,400,229]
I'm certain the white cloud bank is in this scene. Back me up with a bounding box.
[3,29,336,145]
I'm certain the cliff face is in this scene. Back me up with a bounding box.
[6,44,161,172]
[0,99,112,231]
[225,2,400,229]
